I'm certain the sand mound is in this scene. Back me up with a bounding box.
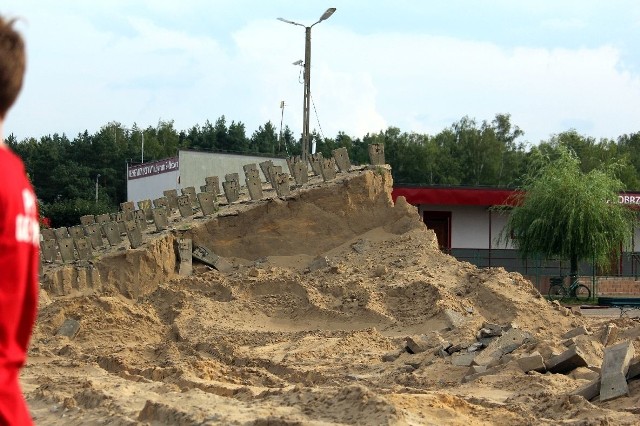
[26,169,640,425]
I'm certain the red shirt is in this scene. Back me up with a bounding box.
[0,146,38,425]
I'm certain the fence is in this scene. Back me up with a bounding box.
[448,248,640,297]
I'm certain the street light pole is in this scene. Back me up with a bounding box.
[278,7,336,163]
[95,174,101,204]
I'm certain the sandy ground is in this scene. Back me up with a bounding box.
[27,168,640,425]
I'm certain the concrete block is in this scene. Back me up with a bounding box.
[178,238,192,276]
[405,335,430,354]
[177,195,193,217]
[517,351,546,373]
[467,342,484,353]
[79,215,95,226]
[124,220,143,249]
[151,207,169,232]
[382,349,403,362]
[197,192,217,216]
[137,199,153,220]
[74,237,93,260]
[259,161,275,184]
[68,225,85,240]
[152,196,168,210]
[627,358,640,380]
[546,346,589,374]
[225,173,240,184]
[443,309,467,328]
[56,318,80,339]
[163,189,179,210]
[222,180,239,203]
[368,143,385,165]
[478,322,503,338]
[204,176,220,195]
[273,172,290,197]
[332,147,352,172]
[243,163,260,180]
[41,228,56,241]
[451,352,476,367]
[102,222,122,246]
[286,156,309,185]
[58,237,76,263]
[571,378,601,401]
[181,187,197,206]
[246,177,263,200]
[601,323,619,347]
[84,224,104,249]
[117,220,127,235]
[95,213,110,225]
[41,239,57,262]
[600,341,634,402]
[309,153,323,176]
[320,157,337,182]
[473,328,531,366]
[54,227,69,241]
[307,256,329,272]
[563,325,590,339]
[121,201,136,220]
[192,245,233,272]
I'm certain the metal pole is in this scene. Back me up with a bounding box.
[95,174,101,204]
[141,131,144,163]
[302,26,311,162]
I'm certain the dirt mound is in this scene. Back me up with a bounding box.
[26,168,640,425]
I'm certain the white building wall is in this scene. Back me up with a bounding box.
[418,204,513,249]
[127,157,179,203]
[178,150,288,190]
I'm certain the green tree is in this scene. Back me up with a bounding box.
[500,147,637,280]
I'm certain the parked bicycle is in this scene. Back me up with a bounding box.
[548,275,591,302]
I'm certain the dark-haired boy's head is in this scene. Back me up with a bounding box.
[0,16,26,120]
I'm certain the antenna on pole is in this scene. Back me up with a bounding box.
[279,101,286,152]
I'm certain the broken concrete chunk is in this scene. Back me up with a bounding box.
[382,349,403,362]
[192,245,233,273]
[56,319,80,339]
[546,346,589,374]
[562,325,590,339]
[307,256,329,272]
[443,309,467,328]
[467,342,484,353]
[571,378,601,401]
[451,352,476,367]
[405,335,430,354]
[473,328,531,367]
[517,351,546,373]
[600,341,635,402]
[600,323,619,347]
[351,239,368,254]
[627,358,640,380]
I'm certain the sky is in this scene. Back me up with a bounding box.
[2,0,640,146]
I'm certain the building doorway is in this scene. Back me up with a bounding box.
[423,210,451,251]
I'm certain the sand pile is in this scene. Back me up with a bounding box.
[26,168,640,425]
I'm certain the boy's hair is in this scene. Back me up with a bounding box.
[0,16,25,119]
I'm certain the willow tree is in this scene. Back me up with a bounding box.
[500,147,637,280]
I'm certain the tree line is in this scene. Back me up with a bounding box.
[7,113,640,227]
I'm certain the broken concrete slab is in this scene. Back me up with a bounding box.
[243,163,260,180]
[308,153,323,176]
[259,160,275,184]
[332,147,352,173]
[54,227,70,241]
[178,238,192,276]
[58,237,76,263]
[95,213,110,225]
[478,323,503,338]
[177,195,194,218]
[572,378,601,401]
[286,156,309,185]
[181,187,198,206]
[192,245,233,273]
[563,325,590,339]
[443,309,468,328]
[56,318,81,339]
[41,239,57,262]
[473,328,531,367]
[197,192,217,216]
[41,228,56,241]
[74,237,93,260]
[600,341,635,402]
[546,346,589,374]
[205,176,221,195]
[601,323,619,347]
[124,220,143,249]
[102,222,122,246]
[68,225,85,240]
[368,143,385,165]
[246,177,263,201]
[79,214,95,226]
[320,158,337,182]
[451,352,476,367]
[151,207,169,232]
[121,201,136,220]
[307,256,329,272]
[222,180,239,203]
[83,224,104,249]
[382,349,403,362]
[163,189,179,210]
[517,351,546,373]
[272,172,290,197]
[405,335,430,354]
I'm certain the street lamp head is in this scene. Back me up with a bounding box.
[277,17,304,27]
[318,8,336,22]
[292,59,303,66]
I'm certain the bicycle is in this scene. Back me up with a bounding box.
[548,275,591,302]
